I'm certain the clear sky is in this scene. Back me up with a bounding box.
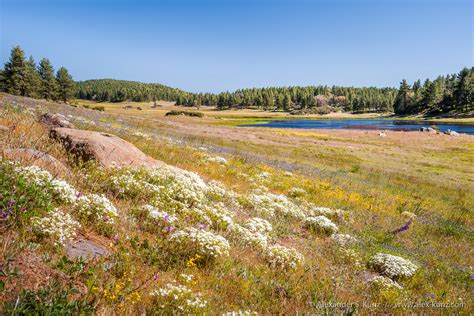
[1,0,472,93]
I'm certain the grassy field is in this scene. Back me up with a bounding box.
[1,93,473,314]
[73,98,474,123]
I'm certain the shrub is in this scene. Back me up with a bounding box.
[149,278,207,313]
[264,244,304,269]
[93,106,105,111]
[304,216,339,235]
[32,208,80,246]
[165,110,204,118]
[368,253,418,280]
[170,227,230,262]
[245,217,272,235]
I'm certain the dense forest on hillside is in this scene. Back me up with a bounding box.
[77,80,398,113]
[393,67,473,115]
[1,46,472,115]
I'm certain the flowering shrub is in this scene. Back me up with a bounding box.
[32,208,80,246]
[109,171,162,197]
[331,233,358,247]
[264,244,304,269]
[229,223,269,250]
[202,203,235,230]
[307,207,344,220]
[9,162,118,234]
[247,191,305,219]
[75,193,118,226]
[14,165,53,187]
[143,205,178,223]
[170,227,230,261]
[50,179,78,204]
[368,253,418,280]
[245,217,272,235]
[367,275,403,290]
[149,280,207,313]
[304,216,338,235]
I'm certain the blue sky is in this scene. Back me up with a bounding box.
[1,0,472,92]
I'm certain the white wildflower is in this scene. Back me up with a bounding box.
[368,253,418,279]
[304,216,338,235]
[32,208,80,246]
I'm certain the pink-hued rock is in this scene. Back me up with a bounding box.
[50,127,165,168]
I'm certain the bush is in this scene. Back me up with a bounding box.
[93,106,105,111]
[165,110,204,118]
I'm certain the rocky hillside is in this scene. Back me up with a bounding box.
[0,93,471,314]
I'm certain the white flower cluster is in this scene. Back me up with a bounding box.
[14,165,53,187]
[331,233,358,247]
[109,171,162,197]
[230,223,270,250]
[247,191,305,219]
[304,216,339,235]
[143,205,178,223]
[50,179,78,204]
[245,217,273,235]
[307,207,344,220]
[368,253,418,280]
[109,167,238,230]
[150,281,207,313]
[32,208,80,246]
[230,219,303,270]
[202,203,235,229]
[75,193,118,224]
[264,244,304,269]
[170,227,230,260]
[367,275,403,291]
[13,164,118,228]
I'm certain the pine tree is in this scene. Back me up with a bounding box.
[3,46,29,96]
[454,67,473,112]
[56,67,75,103]
[393,79,412,114]
[0,69,5,92]
[25,56,40,98]
[38,58,58,100]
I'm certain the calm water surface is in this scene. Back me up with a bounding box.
[241,119,474,135]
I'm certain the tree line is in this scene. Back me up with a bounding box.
[1,45,472,115]
[393,67,473,115]
[0,46,75,103]
[77,80,398,113]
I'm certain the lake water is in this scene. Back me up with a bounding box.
[241,119,474,135]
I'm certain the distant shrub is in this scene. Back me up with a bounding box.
[137,107,143,110]
[93,106,105,111]
[165,110,204,118]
